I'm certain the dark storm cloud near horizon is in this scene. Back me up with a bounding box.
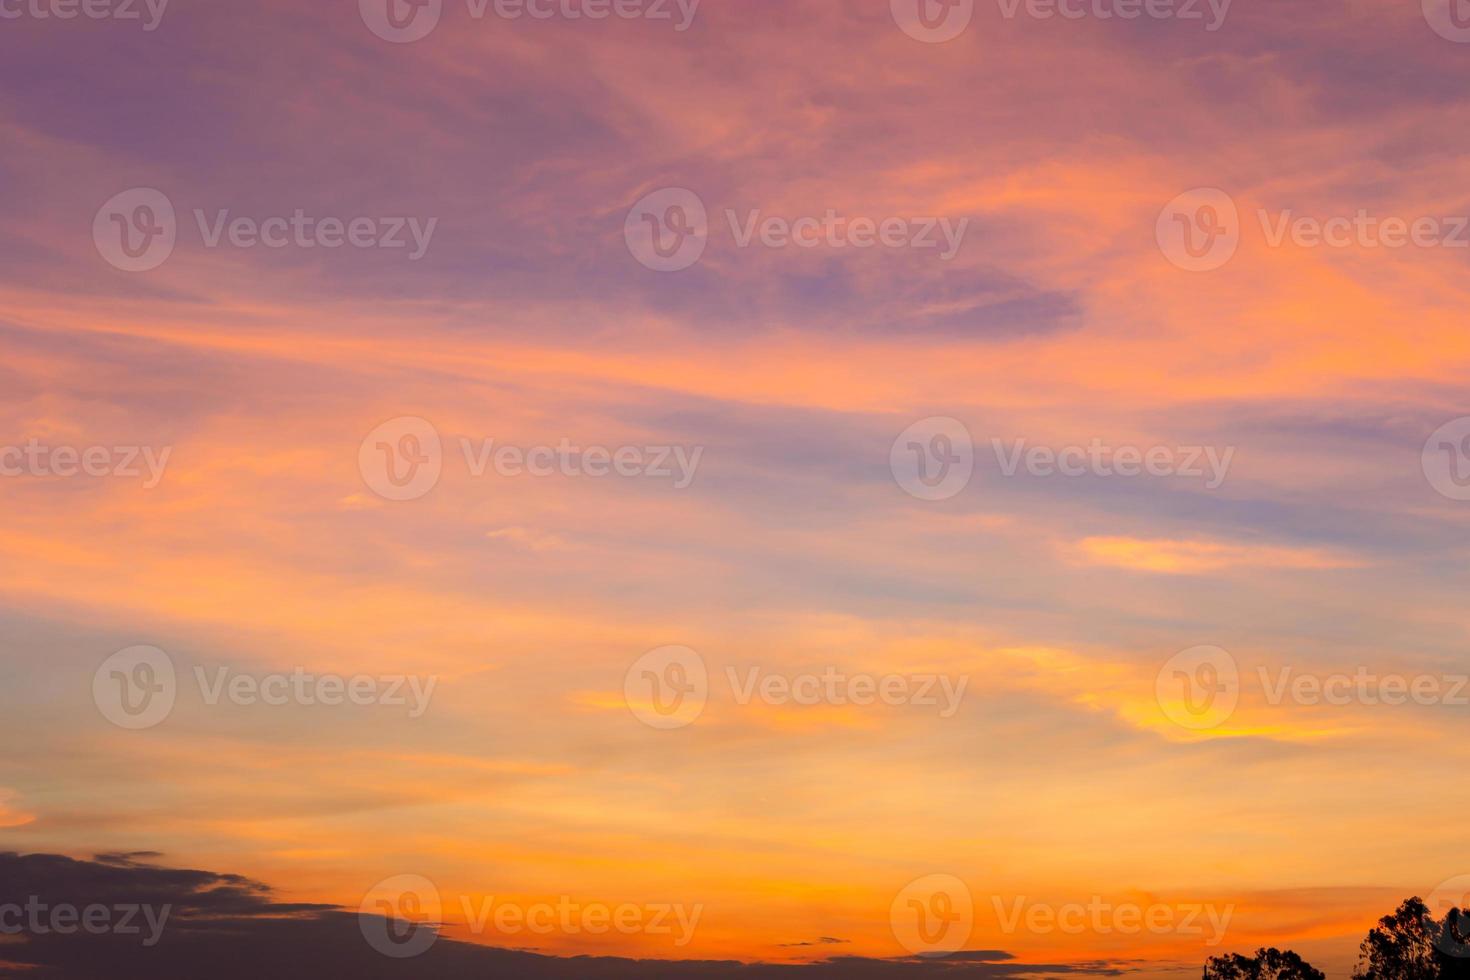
[0,852,1144,979]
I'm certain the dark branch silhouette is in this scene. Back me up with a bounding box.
[1203,947,1325,980]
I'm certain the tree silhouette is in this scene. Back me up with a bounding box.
[1202,896,1470,980]
[1204,947,1325,980]
[1354,898,1470,980]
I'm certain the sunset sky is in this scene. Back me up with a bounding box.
[3,0,1470,976]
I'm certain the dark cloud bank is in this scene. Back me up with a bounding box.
[0,852,1145,979]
